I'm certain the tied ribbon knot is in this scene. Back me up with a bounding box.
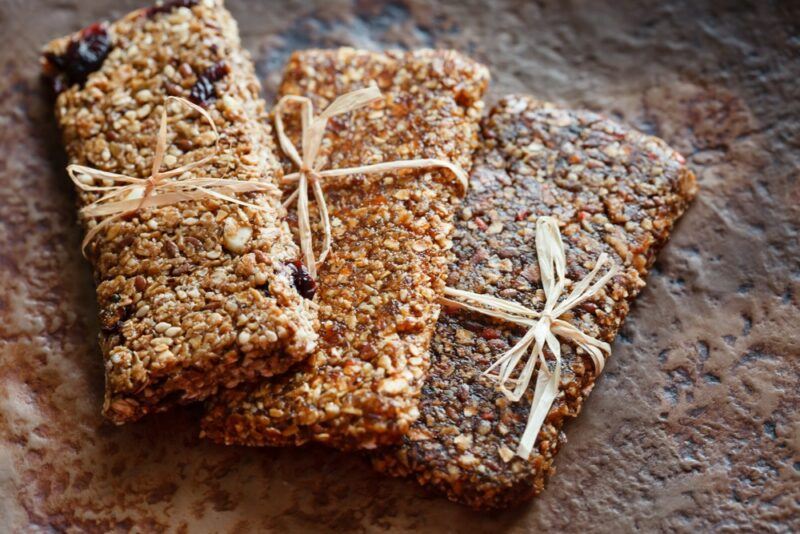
[273,85,469,279]
[441,216,619,460]
[68,96,278,254]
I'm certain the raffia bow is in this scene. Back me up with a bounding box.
[273,85,469,279]
[68,96,277,254]
[441,216,619,459]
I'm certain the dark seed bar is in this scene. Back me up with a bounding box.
[371,95,697,509]
[201,48,489,449]
[42,0,316,423]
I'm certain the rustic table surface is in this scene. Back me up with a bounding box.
[0,0,797,532]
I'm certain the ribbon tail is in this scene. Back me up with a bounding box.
[157,153,216,180]
[282,187,300,208]
[551,319,611,373]
[483,326,537,379]
[317,158,469,193]
[442,287,537,317]
[581,343,606,374]
[67,165,148,189]
[168,95,220,141]
[82,189,157,217]
[439,295,537,327]
[296,175,316,278]
[535,217,567,300]
[150,100,170,179]
[554,254,619,316]
[516,360,560,460]
[312,178,332,266]
[273,97,305,169]
[502,342,540,402]
[317,85,382,121]
[193,186,269,213]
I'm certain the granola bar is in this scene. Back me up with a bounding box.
[371,95,698,509]
[42,0,316,424]
[201,48,489,449]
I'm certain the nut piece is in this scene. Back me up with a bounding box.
[378,377,409,395]
[223,218,253,254]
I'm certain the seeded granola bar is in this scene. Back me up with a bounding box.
[42,0,316,423]
[201,48,489,449]
[370,95,698,509]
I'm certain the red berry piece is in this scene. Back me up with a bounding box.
[189,76,215,106]
[286,261,317,300]
[42,22,112,93]
[64,23,111,83]
[204,61,231,82]
[188,61,230,106]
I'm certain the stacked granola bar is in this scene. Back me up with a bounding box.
[43,0,316,423]
[201,48,489,449]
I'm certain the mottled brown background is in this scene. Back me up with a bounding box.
[0,0,797,532]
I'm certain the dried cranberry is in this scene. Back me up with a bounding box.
[188,61,230,106]
[286,261,316,300]
[43,22,112,93]
[203,61,231,83]
[515,209,531,222]
[145,0,198,18]
[189,76,215,106]
[64,23,111,83]
[480,328,502,340]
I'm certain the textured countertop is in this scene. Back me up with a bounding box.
[0,0,797,531]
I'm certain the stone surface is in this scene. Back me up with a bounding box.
[0,0,797,531]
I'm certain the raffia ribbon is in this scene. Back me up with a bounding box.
[68,96,278,254]
[441,216,619,459]
[273,85,469,279]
